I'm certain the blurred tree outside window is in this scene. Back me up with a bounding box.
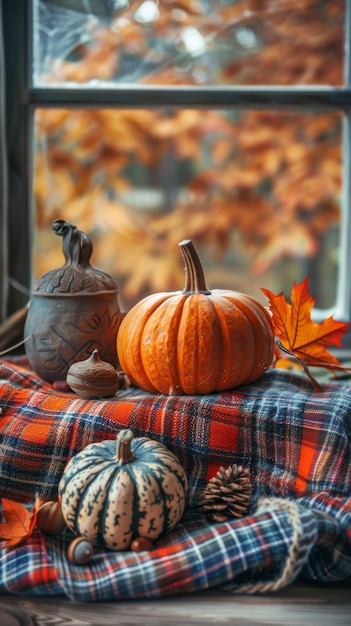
[32,0,345,314]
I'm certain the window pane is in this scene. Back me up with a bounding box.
[33,0,345,87]
[32,108,342,313]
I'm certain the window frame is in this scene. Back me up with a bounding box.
[3,0,351,348]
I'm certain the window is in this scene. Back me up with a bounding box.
[2,0,351,348]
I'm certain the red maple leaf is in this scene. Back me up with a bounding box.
[262,276,351,390]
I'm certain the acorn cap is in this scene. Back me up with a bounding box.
[32,219,118,295]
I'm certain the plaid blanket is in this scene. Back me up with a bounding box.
[0,357,350,599]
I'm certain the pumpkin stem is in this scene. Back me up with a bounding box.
[116,429,135,464]
[179,240,211,294]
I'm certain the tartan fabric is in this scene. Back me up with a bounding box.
[0,495,349,600]
[0,357,351,599]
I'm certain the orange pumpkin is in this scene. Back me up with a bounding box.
[117,240,274,395]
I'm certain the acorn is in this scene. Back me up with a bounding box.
[36,500,66,535]
[67,537,94,565]
[66,349,119,398]
[130,537,154,552]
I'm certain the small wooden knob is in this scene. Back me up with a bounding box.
[36,501,66,535]
[67,537,94,565]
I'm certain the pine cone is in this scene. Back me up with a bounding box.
[202,464,252,522]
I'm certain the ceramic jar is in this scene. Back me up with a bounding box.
[24,219,124,383]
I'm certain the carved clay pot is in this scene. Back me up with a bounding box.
[24,219,124,383]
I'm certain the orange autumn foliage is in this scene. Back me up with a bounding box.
[33,0,344,310]
[262,277,351,388]
[0,498,40,549]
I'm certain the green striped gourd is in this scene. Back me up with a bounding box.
[58,429,188,551]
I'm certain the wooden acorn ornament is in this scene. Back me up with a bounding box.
[66,348,119,398]
[67,537,94,565]
[36,500,66,535]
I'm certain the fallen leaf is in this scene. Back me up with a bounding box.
[262,276,351,389]
[0,498,40,549]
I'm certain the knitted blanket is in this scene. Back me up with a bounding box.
[0,357,350,600]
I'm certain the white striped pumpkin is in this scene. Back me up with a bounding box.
[58,429,188,551]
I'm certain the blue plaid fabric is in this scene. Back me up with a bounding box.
[0,358,350,599]
[0,495,349,600]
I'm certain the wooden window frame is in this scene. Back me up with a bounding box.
[2,0,351,347]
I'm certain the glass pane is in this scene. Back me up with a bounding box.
[33,0,345,87]
[32,108,342,313]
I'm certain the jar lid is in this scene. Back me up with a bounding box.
[32,220,119,295]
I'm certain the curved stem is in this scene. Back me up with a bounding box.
[52,219,93,268]
[179,239,211,294]
[116,429,135,464]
